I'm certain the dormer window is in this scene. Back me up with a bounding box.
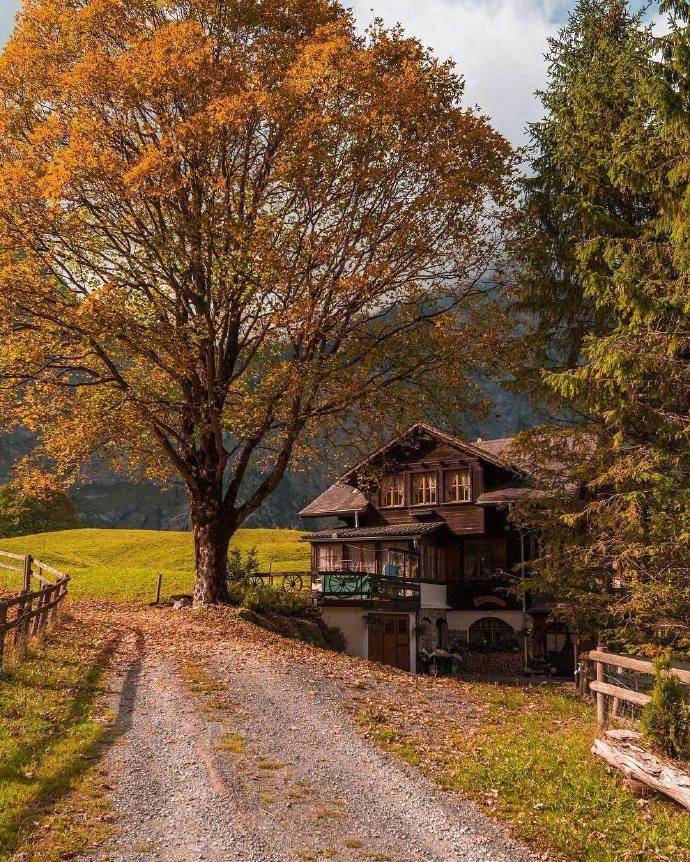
[413,471,437,505]
[445,467,471,502]
[381,474,404,507]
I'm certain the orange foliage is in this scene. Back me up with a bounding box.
[0,0,516,601]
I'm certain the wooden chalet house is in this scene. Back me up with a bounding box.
[300,423,575,675]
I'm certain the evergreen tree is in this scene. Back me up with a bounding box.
[514,0,690,655]
[517,0,657,380]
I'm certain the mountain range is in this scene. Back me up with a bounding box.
[1,385,533,530]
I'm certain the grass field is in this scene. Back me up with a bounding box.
[0,528,311,601]
[357,682,690,862]
[0,612,113,861]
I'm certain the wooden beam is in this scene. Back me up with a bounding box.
[0,550,29,560]
[593,735,690,810]
[589,649,690,685]
[589,680,651,708]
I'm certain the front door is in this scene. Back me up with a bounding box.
[368,614,410,671]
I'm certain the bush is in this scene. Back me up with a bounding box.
[227,546,260,581]
[0,483,80,537]
[238,608,345,651]
[226,579,320,621]
[226,579,345,652]
[641,657,690,760]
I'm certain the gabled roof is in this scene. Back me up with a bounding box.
[340,422,521,480]
[303,522,446,542]
[299,422,532,520]
[298,482,369,518]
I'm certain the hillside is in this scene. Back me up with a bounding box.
[0,429,330,531]
[0,387,535,531]
[0,527,311,601]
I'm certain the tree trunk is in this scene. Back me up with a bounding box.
[190,497,232,606]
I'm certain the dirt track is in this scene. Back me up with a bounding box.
[84,605,535,862]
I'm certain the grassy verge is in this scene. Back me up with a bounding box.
[0,527,311,600]
[0,612,118,861]
[356,681,690,862]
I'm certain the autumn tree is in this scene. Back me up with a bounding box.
[513,0,690,654]
[0,0,515,604]
[0,483,80,538]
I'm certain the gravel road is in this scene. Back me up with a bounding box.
[87,623,534,862]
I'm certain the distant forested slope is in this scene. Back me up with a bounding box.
[1,387,533,530]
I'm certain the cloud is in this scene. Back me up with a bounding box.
[348,0,561,144]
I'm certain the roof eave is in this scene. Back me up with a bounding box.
[298,507,366,519]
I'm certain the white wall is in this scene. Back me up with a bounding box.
[420,582,449,610]
[322,607,368,659]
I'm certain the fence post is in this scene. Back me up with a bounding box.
[23,554,32,592]
[57,579,68,614]
[50,581,63,626]
[14,594,30,658]
[0,602,7,668]
[35,587,50,636]
[31,590,42,637]
[596,644,606,724]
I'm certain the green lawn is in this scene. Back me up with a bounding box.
[0,611,113,861]
[0,527,311,601]
[356,682,690,862]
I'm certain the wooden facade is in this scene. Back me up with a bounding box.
[301,423,575,674]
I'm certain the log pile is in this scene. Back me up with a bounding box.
[593,729,690,810]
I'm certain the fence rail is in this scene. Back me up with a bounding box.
[0,551,70,668]
[587,647,690,724]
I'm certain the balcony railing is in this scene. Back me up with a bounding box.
[313,549,421,604]
[240,566,420,606]
[316,571,420,603]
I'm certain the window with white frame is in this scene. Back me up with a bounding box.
[413,471,437,505]
[468,617,514,647]
[381,474,404,507]
[444,467,471,502]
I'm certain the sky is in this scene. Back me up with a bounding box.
[0,1,659,145]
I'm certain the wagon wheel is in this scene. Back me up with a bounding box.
[326,572,361,598]
[248,574,265,588]
[281,573,304,593]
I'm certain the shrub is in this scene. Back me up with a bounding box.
[239,583,321,621]
[226,579,345,652]
[226,579,320,621]
[0,483,80,537]
[227,546,260,581]
[641,657,690,760]
[238,608,346,651]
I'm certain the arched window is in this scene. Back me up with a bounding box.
[468,617,514,648]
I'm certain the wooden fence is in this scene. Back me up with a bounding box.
[587,647,690,724]
[0,550,70,668]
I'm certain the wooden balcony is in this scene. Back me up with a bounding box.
[313,550,421,608]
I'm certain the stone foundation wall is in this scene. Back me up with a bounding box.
[418,609,447,651]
